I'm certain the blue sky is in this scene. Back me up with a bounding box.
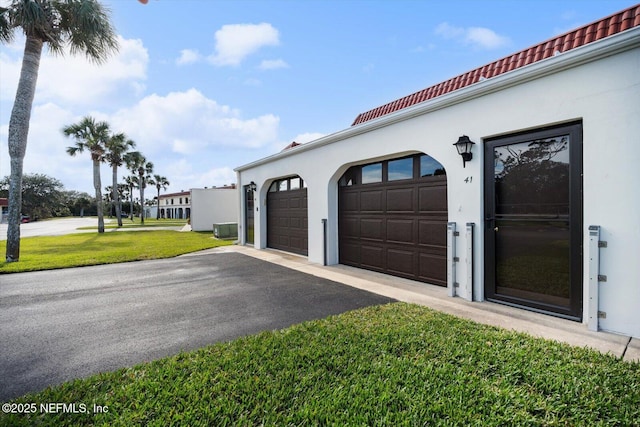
[0,0,636,196]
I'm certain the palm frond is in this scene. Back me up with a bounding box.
[3,0,118,61]
[9,0,62,49]
[66,145,83,156]
[56,0,118,64]
[0,6,15,44]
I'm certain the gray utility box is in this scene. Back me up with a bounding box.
[213,222,238,239]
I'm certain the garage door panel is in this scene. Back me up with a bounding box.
[386,188,415,213]
[341,218,359,238]
[387,248,416,276]
[290,236,303,250]
[289,197,300,208]
[360,218,384,241]
[341,192,359,212]
[361,190,383,212]
[360,245,384,270]
[386,219,414,243]
[419,221,447,247]
[278,198,289,209]
[419,185,447,212]
[418,253,447,286]
[340,241,360,264]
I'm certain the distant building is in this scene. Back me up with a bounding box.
[157,185,238,232]
[0,198,8,223]
[158,191,191,220]
[190,186,237,232]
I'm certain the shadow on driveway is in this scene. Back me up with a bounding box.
[0,252,394,401]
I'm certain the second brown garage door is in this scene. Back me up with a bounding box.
[338,154,447,286]
[267,176,308,256]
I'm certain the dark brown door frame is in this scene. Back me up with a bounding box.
[244,185,254,245]
[484,121,583,321]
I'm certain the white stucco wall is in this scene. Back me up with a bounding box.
[236,31,640,338]
[190,188,238,232]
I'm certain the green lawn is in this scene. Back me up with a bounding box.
[0,230,232,273]
[1,303,638,426]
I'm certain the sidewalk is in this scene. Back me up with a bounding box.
[205,245,638,363]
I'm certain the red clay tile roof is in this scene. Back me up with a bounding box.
[160,191,190,198]
[351,4,640,126]
[281,141,302,151]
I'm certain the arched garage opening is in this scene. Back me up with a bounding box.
[267,176,308,256]
[338,153,447,286]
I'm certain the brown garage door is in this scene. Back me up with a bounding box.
[339,154,447,286]
[267,176,308,256]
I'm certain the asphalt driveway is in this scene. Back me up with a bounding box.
[0,217,101,240]
[0,251,394,402]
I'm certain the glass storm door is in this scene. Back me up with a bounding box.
[245,186,255,245]
[484,123,582,320]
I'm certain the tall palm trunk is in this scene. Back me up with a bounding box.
[129,184,134,221]
[139,183,145,224]
[156,187,161,220]
[112,165,122,227]
[6,36,43,262]
[93,159,104,233]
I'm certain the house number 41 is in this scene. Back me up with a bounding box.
[464,176,473,183]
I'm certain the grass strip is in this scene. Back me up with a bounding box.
[2,303,638,426]
[0,230,231,273]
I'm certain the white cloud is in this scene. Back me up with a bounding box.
[176,49,202,65]
[435,22,510,49]
[209,23,280,66]
[259,59,289,70]
[435,22,465,40]
[466,27,510,49]
[195,166,237,188]
[0,35,148,106]
[161,162,237,193]
[0,102,90,191]
[1,87,280,194]
[110,88,279,155]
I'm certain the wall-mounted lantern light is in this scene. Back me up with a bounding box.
[453,135,475,168]
[246,181,257,192]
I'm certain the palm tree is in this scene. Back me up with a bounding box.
[149,174,169,219]
[116,183,127,220]
[1,0,118,262]
[123,175,138,221]
[63,116,110,233]
[105,133,135,227]
[125,152,153,224]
